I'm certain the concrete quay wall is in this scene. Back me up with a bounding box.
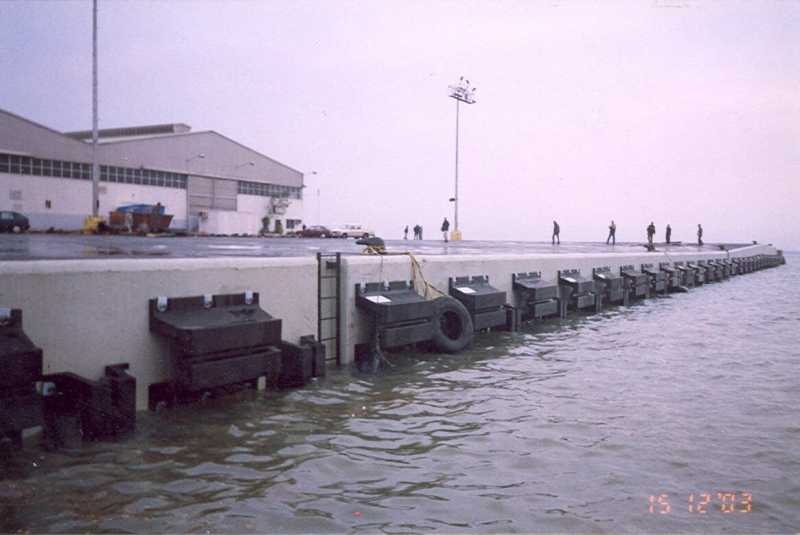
[0,243,778,410]
[0,257,317,410]
[339,244,778,364]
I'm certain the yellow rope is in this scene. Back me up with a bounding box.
[359,246,446,299]
[406,252,446,300]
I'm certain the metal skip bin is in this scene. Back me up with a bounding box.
[558,269,597,316]
[641,263,667,295]
[355,281,435,349]
[620,264,649,299]
[512,272,559,322]
[0,308,43,450]
[592,267,624,307]
[449,276,508,331]
[149,292,283,401]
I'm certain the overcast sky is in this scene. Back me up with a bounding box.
[1,0,798,248]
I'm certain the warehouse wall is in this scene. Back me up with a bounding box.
[0,172,187,230]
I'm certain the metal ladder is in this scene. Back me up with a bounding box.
[317,252,341,365]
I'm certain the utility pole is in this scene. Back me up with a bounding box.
[448,77,476,241]
[91,0,99,217]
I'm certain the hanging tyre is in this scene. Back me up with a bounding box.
[430,296,473,353]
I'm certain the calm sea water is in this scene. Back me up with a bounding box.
[1,254,798,533]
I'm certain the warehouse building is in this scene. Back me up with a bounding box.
[0,107,305,234]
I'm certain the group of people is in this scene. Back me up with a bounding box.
[406,218,705,247]
[549,219,705,247]
[606,220,703,247]
[403,218,452,242]
[403,224,424,240]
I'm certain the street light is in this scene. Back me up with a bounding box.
[448,76,477,241]
[184,153,205,231]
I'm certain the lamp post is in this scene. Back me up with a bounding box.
[185,153,205,232]
[90,0,99,218]
[448,76,477,241]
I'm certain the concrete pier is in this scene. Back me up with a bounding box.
[0,242,781,410]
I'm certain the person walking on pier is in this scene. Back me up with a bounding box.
[697,224,704,246]
[441,218,450,242]
[403,225,409,240]
[552,220,560,245]
[606,220,616,245]
[412,224,420,240]
[666,224,672,244]
[646,221,656,248]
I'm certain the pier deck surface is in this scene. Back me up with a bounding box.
[0,234,732,261]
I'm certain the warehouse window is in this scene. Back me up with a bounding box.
[19,157,31,175]
[237,180,302,199]
[0,152,188,190]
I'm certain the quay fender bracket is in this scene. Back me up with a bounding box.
[620,264,649,299]
[0,308,43,451]
[149,291,284,402]
[512,272,560,323]
[641,263,667,295]
[448,275,508,332]
[355,281,435,350]
[558,269,597,314]
[592,267,624,308]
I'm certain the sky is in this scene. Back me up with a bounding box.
[1,0,798,249]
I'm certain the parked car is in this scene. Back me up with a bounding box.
[0,211,30,233]
[329,224,375,239]
[299,225,332,238]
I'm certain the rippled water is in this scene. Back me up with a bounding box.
[2,255,798,533]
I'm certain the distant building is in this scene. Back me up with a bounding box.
[0,107,305,235]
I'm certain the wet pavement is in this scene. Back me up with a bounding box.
[0,234,722,261]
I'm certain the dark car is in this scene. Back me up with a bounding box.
[299,225,331,238]
[0,211,30,233]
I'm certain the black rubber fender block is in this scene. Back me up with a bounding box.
[430,296,474,353]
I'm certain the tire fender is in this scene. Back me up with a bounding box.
[430,296,473,353]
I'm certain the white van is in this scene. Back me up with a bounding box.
[329,224,374,239]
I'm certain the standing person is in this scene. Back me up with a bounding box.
[665,224,672,244]
[441,217,450,242]
[552,220,560,245]
[697,224,703,246]
[647,221,656,247]
[403,225,409,240]
[419,225,424,240]
[413,225,420,239]
[606,220,616,245]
